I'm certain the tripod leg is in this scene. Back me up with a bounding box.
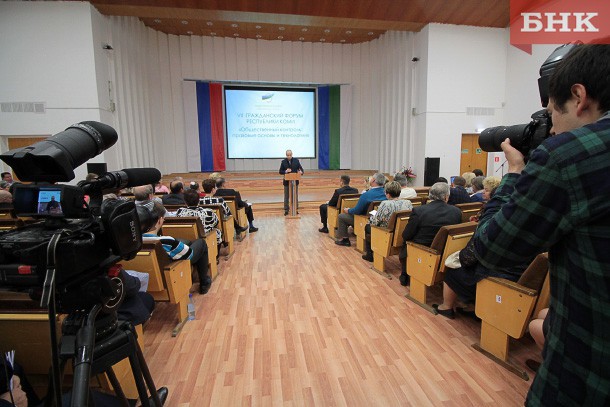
[127,352,152,406]
[104,367,131,407]
[135,342,163,407]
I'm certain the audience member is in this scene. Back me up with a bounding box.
[0,181,12,206]
[278,150,304,215]
[448,176,471,205]
[1,172,13,187]
[525,308,550,371]
[189,181,205,197]
[176,189,222,245]
[335,173,387,247]
[462,172,476,193]
[142,200,211,295]
[214,177,258,232]
[318,174,359,233]
[117,269,155,326]
[472,168,484,177]
[472,43,610,405]
[133,184,161,205]
[398,182,461,286]
[0,358,39,407]
[361,176,373,193]
[482,176,501,201]
[362,181,413,262]
[469,176,485,202]
[435,177,448,183]
[161,180,186,205]
[200,179,249,234]
[393,173,417,199]
[154,181,170,194]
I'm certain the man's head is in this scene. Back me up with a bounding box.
[285,150,293,160]
[384,181,402,198]
[133,185,153,201]
[339,175,351,186]
[429,182,450,202]
[371,173,386,187]
[548,44,610,135]
[472,169,484,177]
[0,180,9,191]
[184,189,200,206]
[1,172,12,184]
[435,177,448,184]
[216,177,226,189]
[393,173,408,187]
[202,178,217,194]
[471,176,485,192]
[170,181,183,194]
[453,176,466,187]
[189,181,199,191]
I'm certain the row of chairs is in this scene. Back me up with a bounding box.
[324,193,550,380]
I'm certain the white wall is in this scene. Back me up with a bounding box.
[0,1,112,182]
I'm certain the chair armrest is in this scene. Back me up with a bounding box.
[486,277,538,296]
[406,242,439,256]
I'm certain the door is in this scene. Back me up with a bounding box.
[5,136,48,181]
[460,134,488,176]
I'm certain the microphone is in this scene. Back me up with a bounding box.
[80,168,161,193]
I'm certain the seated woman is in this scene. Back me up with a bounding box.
[362,181,413,262]
[141,200,212,295]
[433,190,534,318]
[175,189,223,246]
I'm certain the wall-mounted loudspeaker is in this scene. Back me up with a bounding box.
[424,157,440,186]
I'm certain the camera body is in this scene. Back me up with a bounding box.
[478,43,580,157]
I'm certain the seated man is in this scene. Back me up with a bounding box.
[335,172,387,247]
[447,176,472,205]
[362,181,413,261]
[398,182,462,286]
[175,189,222,246]
[141,200,211,295]
[319,174,358,233]
[393,173,417,199]
[161,180,186,205]
[214,177,259,233]
[133,184,161,205]
[199,179,249,234]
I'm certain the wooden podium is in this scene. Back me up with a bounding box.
[284,172,301,218]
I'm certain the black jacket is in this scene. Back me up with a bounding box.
[328,185,359,207]
[402,200,462,247]
[448,186,472,205]
[279,158,304,186]
[215,188,246,208]
[161,193,186,205]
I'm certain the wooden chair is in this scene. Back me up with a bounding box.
[455,202,483,223]
[405,222,478,313]
[224,196,248,241]
[200,205,235,258]
[327,193,360,239]
[121,241,192,336]
[406,197,426,207]
[415,187,430,199]
[370,210,412,276]
[163,204,184,213]
[162,216,219,279]
[354,201,382,252]
[472,253,550,380]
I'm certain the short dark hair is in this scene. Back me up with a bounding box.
[189,181,199,191]
[549,44,610,113]
[216,177,226,189]
[435,177,448,184]
[453,176,466,187]
[340,175,350,185]
[202,178,216,193]
[183,189,200,206]
[170,181,183,194]
[472,169,484,177]
[1,172,10,179]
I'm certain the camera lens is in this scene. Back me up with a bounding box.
[478,124,529,152]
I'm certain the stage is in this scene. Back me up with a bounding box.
[162,170,376,214]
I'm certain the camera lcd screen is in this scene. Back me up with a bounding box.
[37,189,63,216]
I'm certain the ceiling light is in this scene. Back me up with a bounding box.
[153,19,161,24]
[231,23,238,28]
[206,22,213,26]
[279,27,285,31]
[255,25,262,29]
[181,20,188,25]
[324,29,330,33]
[301,28,308,32]
[346,30,352,34]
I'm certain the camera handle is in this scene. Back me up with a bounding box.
[42,232,64,407]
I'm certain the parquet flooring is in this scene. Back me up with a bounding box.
[141,213,539,406]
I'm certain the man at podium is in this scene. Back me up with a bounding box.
[279,149,304,215]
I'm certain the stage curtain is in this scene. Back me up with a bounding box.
[209,83,226,171]
[329,85,341,170]
[196,82,214,172]
[318,86,330,169]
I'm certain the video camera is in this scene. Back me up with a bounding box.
[0,121,160,311]
[478,43,580,158]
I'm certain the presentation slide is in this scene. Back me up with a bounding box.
[224,86,316,159]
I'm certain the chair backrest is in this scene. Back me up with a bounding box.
[406,197,426,206]
[223,196,238,216]
[455,202,483,221]
[123,240,170,292]
[428,222,477,268]
[390,210,412,247]
[517,252,549,292]
[0,207,14,220]
[164,204,184,212]
[338,194,360,211]
[366,200,383,213]
[162,216,205,241]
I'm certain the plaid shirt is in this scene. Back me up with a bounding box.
[199,196,231,218]
[473,114,610,405]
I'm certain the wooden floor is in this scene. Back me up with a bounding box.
[142,213,539,406]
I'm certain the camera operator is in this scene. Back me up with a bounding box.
[472,44,610,405]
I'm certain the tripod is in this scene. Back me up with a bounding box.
[54,306,167,406]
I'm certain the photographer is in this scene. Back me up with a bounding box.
[472,44,610,405]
